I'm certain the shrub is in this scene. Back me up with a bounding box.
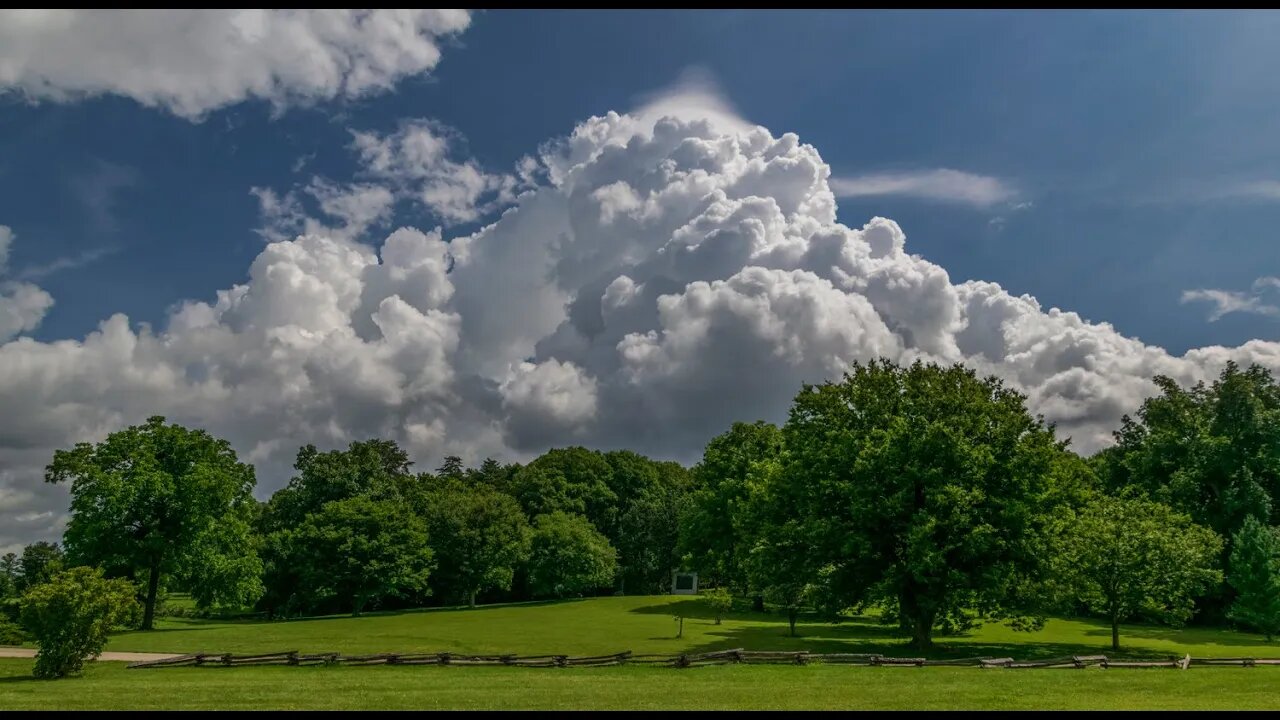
[701,587,733,624]
[19,566,139,679]
[0,616,25,645]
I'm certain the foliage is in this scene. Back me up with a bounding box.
[419,484,530,607]
[45,417,261,630]
[612,461,690,594]
[701,587,733,624]
[17,542,64,595]
[768,360,1067,647]
[19,566,139,678]
[1226,515,1280,640]
[526,511,617,598]
[1051,494,1222,650]
[679,421,783,594]
[0,615,25,645]
[509,447,617,532]
[1105,363,1280,578]
[263,439,417,532]
[287,495,434,616]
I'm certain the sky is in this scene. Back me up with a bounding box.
[0,9,1278,553]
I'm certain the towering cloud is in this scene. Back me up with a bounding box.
[3,98,1279,553]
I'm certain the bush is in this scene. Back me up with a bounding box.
[0,616,25,645]
[701,587,733,624]
[19,566,139,679]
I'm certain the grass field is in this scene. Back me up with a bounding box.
[101,595,1279,660]
[4,595,1280,710]
[3,660,1280,710]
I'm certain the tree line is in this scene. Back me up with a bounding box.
[5,357,1280,677]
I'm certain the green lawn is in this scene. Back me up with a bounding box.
[5,595,1280,710]
[102,595,1277,661]
[2,660,1279,710]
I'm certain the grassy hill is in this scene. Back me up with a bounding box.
[102,595,1278,660]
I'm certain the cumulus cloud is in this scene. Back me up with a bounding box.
[0,9,471,118]
[0,226,55,343]
[4,94,1280,553]
[831,169,1017,207]
[1182,277,1280,321]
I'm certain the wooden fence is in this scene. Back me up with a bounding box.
[126,649,1280,670]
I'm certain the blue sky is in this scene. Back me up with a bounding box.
[1,9,1279,550]
[4,10,1279,352]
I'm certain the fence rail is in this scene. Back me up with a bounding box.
[126,649,1280,671]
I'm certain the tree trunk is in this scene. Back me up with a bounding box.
[910,609,936,650]
[715,612,722,625]
[353,597,365,617]
[1111,615,1120,652]
[141,562,161,631]
[469,590,477,608]
[752,594,765,613]
[788,607,797,637]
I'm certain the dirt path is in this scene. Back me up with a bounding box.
[0,647,183,662]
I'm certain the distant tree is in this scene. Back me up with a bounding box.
[771,360,1067,648]
[701,587,733,625]
[0,553,16,600]
[20,566,138,679]
[289,496,433,616]
[468,458,517,492]
[264,439,415,531]
[612,459,690,594]
[46,416,261,630]
[420,485,530,607]
[435,455,466,483]
[17,542,64,594]
[745,457,819,638]
[1105,363,1280,584]
[526,511,617,598]
[509,448,616,532]
[680,421,783,595]
[1052,495,1222,651]
[1227,515,1280,640]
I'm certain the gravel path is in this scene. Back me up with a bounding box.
[0,647,183,662]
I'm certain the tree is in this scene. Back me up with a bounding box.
[612,458,691,594]
[258,439,419,617]
[1106,363,1280,567]
[526,511,617,598]
[420,485,531,607]
[680,421,783,596]
[771,360,1069,648]
[0,553,16,600]
[701,587,733,625]
[45,417,262,630]
[17,542,63,594]
[1052,495,1222,651]
[289,496,433,616]
[509,448,616,532]
[264,439,415,532]
[1227,515,1280,640]
[744,457,821,638]
[19,566,138,679]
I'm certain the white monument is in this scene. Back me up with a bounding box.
[671,571,698,595]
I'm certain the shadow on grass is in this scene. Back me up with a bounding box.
[628,600,1182,660]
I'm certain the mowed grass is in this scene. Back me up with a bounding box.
[6,596,1280,710]
[3,660,1280,710]
[101,595,1278,661]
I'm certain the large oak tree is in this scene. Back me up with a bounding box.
[46,416,261,630]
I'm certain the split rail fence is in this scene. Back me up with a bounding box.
[126,649,1280,670]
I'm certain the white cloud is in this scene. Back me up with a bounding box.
[1182,276,1280,321]
[0,226,55,343]
[4,91,1280,553]
[831,169,1017,207]
[351,120,524,225]
[1217,180,1280,202]
[0,10,471,118]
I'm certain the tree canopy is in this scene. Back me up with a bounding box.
[45,416,262,629]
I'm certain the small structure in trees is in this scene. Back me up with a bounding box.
[671,571,698,595]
